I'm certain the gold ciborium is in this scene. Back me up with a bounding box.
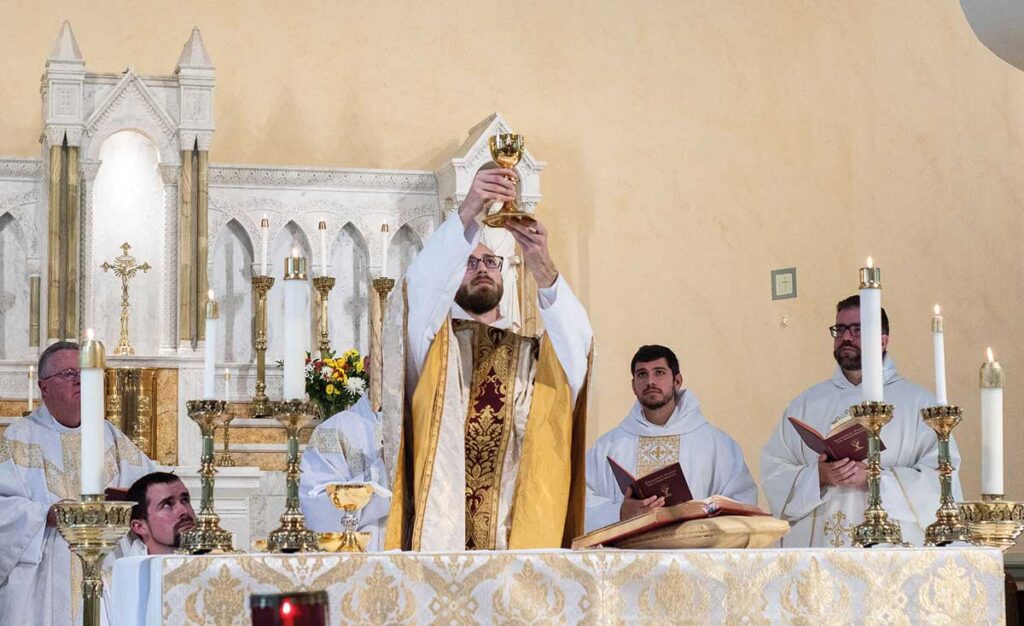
[482,134,529,228]
[319,483,374,553]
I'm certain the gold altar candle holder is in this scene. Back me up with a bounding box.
[850,401,905,547]
[959,495,1024,551]
[312,275,336,356]
[216,412,236,467]
[54,494,132,626]
[266,399,320,553]
[921,405,970,546]
[178,400,236,554]
[251,275,275,417]
[370,277,396,411]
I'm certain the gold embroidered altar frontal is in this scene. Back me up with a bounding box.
[114,547,1006,625]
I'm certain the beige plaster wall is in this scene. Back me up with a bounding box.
[1,1,1022,514]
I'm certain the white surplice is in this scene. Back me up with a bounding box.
[381,211,594,551]
[760,355,960,547]
[585,389,758,532]
[299,396,391,551]
[0,405,155,626]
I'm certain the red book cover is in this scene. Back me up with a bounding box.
[607,457,693,506]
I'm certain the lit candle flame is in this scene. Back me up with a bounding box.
[987,347,994,362]
[934,304,941,316]
[224,368,230,377]
[292,247,299,258]
[86,328,94,341]
[208,289,215,301]
[866,256,874,268]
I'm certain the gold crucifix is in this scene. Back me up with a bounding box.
[101,242,151,356]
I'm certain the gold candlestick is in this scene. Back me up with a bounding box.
[921,405,969,545]
[312,276,336,356]
[216,412,236,467]
[251,275,275,417]
[850,401,905,547]
[266,399,320,553]
[178,400,235,554]
[100,242,151,356]
[54,495,132,626]
[959,495,1024,551]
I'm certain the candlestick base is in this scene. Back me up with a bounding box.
[265,400,320,553]
[850,401,907,547]
[958,495,1024,552]
[54,494,133,626]
[178,400,236,554]
[921,405,970,546]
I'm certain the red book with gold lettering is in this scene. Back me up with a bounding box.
[607,457,693,506]
[787,416,884,462]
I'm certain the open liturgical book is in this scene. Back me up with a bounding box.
[787,414,884,462]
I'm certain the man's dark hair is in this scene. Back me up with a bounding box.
[127,472,182,521]
[37,341,79,379]
[836,295,889,335]
[630,345,680,376]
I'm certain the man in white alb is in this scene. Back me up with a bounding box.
[0,341,154,625]
[760,295,959,547]
[381,166,593,551]
[586,344,757,532]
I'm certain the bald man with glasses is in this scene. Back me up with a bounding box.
[0,341,154,625]
[760,295,959,548]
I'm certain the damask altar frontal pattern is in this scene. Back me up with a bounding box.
[113,547,1005,625]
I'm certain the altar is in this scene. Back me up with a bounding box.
[112,547,1006,625]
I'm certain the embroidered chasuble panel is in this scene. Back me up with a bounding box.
[636,435,680,478]
[309,428,370,478]
[454,320,539,550]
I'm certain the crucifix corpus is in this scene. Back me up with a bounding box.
[101,242,152,356]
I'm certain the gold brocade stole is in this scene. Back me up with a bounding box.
[457,320,532,550]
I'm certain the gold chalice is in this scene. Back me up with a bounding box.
[322,483,374,553]
[482,134,531,228]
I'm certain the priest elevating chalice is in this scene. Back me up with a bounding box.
[482,133,531,228]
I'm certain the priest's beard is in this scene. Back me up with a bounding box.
[455,279,503,315]
[638,388,675,411]
[833,342,861,372]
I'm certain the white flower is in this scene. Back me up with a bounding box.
[320,365,334,379]
[344,377,366,394]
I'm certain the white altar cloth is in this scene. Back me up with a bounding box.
[112,547,1005,625]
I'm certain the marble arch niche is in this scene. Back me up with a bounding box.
[386,224,423,281]
[267,220,312,364]
[89,131,164,355]
[327,223,370,355]
[0,213,29,359]
[210,219,254,363]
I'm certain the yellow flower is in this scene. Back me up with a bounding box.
[354,359,364,374]
[326,383,336,395]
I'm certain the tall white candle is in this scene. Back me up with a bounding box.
[932,305,947,406]
[203,290,218,400]
[283,249,309,400]
[260,215,270,276]
[980,347,1004,496]
[318,220,328,276]
[80,329,106,496]
[381,223,390,278]
[224,368,231,404]
[859,257,884,403]
[27,365,34,412]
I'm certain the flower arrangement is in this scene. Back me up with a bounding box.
[304,348,368,419]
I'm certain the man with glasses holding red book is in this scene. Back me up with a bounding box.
[760,295,959,547]
[0,341,153,625]
[381,167,593,552]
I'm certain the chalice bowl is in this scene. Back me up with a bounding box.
[482,133,530,227]
[320,483,374,553]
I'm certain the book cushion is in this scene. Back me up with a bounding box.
[614,515,790,549]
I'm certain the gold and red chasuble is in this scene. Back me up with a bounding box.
[385,317,589,551]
